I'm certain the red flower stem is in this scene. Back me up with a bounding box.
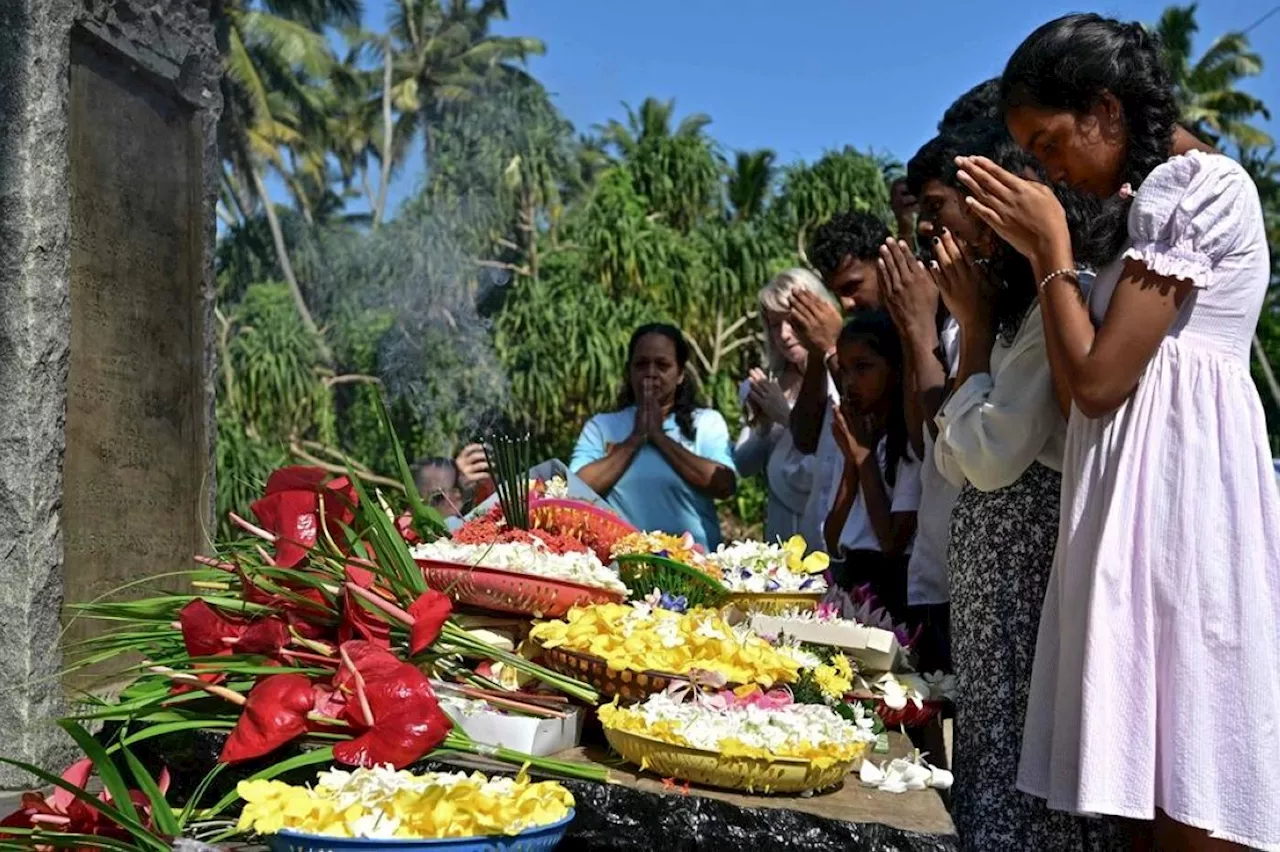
[148,664,247,706]
[435,683,568,719]
[344,582,413,626]
[148,663,347,727]
[254,545,277,566]
[449,686,569,706]
[229,512,276,542]
[194,555,238,571]
[347,555,378,570]
[191,580,231,591]
[280,649,340,667]
[339,645,375,727]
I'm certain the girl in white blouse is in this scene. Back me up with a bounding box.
[734,270,840,543]
[915,126,1119,852]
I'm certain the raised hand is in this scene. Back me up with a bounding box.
[832,405,874,464]
[880,237,939,340]
[954,155,1071,267]
[929,228,992,331]
[454,443,491,492]
[790,288,844,355]
[747,368,790,426]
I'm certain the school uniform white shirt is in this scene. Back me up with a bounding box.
[799,392,922,556]
[907,317,961,606]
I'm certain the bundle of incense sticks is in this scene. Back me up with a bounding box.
[484,432,532,529]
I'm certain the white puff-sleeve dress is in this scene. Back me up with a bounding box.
[1017,151,1280,850]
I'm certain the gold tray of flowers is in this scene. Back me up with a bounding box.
[598,693,871,794]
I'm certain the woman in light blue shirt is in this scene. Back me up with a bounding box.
[570,324,737,549]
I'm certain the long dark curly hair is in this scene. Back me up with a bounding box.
[999,13,1180,266]
[838,311,909,487]
[617,323,701,442]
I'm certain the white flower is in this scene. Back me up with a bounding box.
[856,753,952,794]
[411,539,627,594]
[859,760,885,787]
[706,539,829,594]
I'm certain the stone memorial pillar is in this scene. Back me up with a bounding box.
[0,0,221,783]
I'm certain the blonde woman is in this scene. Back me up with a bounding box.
[735,269,840,543]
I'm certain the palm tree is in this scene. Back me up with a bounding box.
[726,149,776,221]
[598,97,712,160]
[1155,4,1272,149]
[218,0,359,362]
[384,0,545,167]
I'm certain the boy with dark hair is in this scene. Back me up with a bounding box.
[787,211,891,554]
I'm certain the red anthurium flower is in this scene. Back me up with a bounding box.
[407,590,452,655]
[339,588,391,648]
[178,599,240,658]
[250,467,358,567]
[395,512,421,545]
[0,758,171,840]
[238,618,290,655]
[220,673,316,763]
[178,599,289,661]
[330,643,451,768]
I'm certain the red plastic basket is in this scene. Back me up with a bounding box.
[417,559,624,618]
[528,498,637,563]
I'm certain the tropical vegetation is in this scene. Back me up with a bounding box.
[212,0,1280,534]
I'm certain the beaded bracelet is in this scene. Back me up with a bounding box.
[1038,267,1077,293]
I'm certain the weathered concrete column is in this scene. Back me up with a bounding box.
[0,0,221,784]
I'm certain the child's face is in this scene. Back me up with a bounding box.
[837,338,894,416]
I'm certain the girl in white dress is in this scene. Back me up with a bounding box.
[959,13,1280,851]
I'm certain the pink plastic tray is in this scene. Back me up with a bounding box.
[416,559,624,618]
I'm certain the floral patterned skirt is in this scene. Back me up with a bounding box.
[948,463,1126,852]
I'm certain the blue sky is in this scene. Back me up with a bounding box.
[356,0,1280,216]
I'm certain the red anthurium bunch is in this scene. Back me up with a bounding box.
[0,758,171,841]
[219,638,452,769]
[250,466,357,568]
[332,642,452,768]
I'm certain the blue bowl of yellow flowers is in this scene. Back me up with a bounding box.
[244,766,576,852]
[267,811,575,852]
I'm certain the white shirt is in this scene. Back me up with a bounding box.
[907,317,961,606]
[934,304,1068,492]
[798,376,843,553]
[799,393,922,556]
[734,380,815,542]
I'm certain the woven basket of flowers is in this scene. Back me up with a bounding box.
[539,646,703,704]
[598,692,874,794]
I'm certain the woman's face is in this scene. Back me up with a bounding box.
[1006,99,1126,197]
[764,307,807,367]
[837,338,894,417]
[629,332,683,405]
[916,179,992,257]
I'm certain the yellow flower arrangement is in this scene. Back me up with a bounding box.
[611,531,722,580]
[237,766,573,840]
[530,602,799,686]
[812,652,855,701]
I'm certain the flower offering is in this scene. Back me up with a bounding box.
[236,766,574,840]
[530,602,799,686]
[708,536,829,593]
[412,537,628,595]
[611,531,721,580]
[598,691,875,766]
